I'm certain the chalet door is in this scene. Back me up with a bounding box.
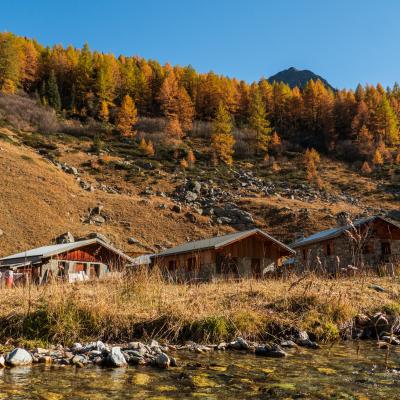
[251,258,261,278]
[381,242,391,262]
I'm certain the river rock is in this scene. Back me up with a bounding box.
[71,354,87,366]
[280,340,297,348]
[297,339,320,349]
[71,343,83,353]
[381,335,400,345]
[228,337,250,350]
[105,347,127,367]
[38,356,52,364]
[255,344,287,358]
[6,348,33,366]
[153,352,170,369]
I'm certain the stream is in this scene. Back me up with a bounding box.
[0,341,399,399]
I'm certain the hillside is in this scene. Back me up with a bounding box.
[268,67,335,90]
[0,109,398,258]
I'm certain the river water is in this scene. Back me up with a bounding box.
[0,342,399,399]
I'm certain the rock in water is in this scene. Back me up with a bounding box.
[6,348,33,366]
[105,347,127,367]
[255,344,287,358]
[153,352,170,369]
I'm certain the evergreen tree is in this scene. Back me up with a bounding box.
[248,85,272,154]
[47,70,61,111]
[211,102,235,166]
[116,94,138,137]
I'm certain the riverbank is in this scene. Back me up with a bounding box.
[0,270,399,346]
[1,341,400,399]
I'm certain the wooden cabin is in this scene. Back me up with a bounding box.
[291,216,400,274]
[0,238,134,285]
[152,229,295,281]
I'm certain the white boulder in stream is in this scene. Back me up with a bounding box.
[105,347,127,367]
[6,348,33,366]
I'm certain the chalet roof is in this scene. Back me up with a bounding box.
[291,215,399,248]
[154,229,295,257]
[0,238,134,266]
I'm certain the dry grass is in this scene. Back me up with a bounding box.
[1,270,399,346]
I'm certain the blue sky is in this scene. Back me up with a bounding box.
[1,0,399,89]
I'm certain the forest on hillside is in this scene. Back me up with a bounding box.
[0,32,399,172]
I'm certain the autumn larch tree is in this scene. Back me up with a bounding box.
[211,102,235,166]
[116,94,138,137]
[158,65,194,138]
[187,149,196,168]
[99,100,109,122]
[248,85,272,155]
[376,94,399,145]
[304,148,322,187]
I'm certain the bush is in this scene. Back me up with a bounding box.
[0,93,60,133]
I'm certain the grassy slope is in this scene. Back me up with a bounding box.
[0,123,399,257]
[0,130,223,258]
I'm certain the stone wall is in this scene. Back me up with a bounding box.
[295,235,400,274]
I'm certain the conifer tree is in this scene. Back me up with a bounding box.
[304,148,322,185]
[99,100,109,122]
[116,94,138,137]
[361,161,372,174]
[47,70,61,111]
[269,131,282,155]
[248,85,271,154]
[187,149,196,168]
[146,140,155,157]
[180,158,188,170]
[0,33,20,92]
[373,149,384,167]
[211,102,235,166]
[376,95,399,145]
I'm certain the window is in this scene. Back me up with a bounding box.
[168,260,177,271]
[187,257,196,272]
[324,241,334,256]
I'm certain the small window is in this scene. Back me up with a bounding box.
[187,257,196,271]
[324,241,334,256]
[168,260,177,271]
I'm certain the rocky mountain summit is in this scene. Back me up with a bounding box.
[268,67,335,91]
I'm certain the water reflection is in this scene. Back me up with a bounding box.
[0,342,399,399]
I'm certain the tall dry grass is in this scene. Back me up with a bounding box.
[0,269,399,345]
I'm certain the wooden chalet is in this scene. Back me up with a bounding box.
[0,238,134,285]
[152,229,295,281]
[291,215,400,274]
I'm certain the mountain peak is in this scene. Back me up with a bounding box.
[268,67,334,91]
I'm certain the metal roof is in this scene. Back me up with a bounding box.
[154,229,295,257]
[0,238,134,265]
[291,216,398,248]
